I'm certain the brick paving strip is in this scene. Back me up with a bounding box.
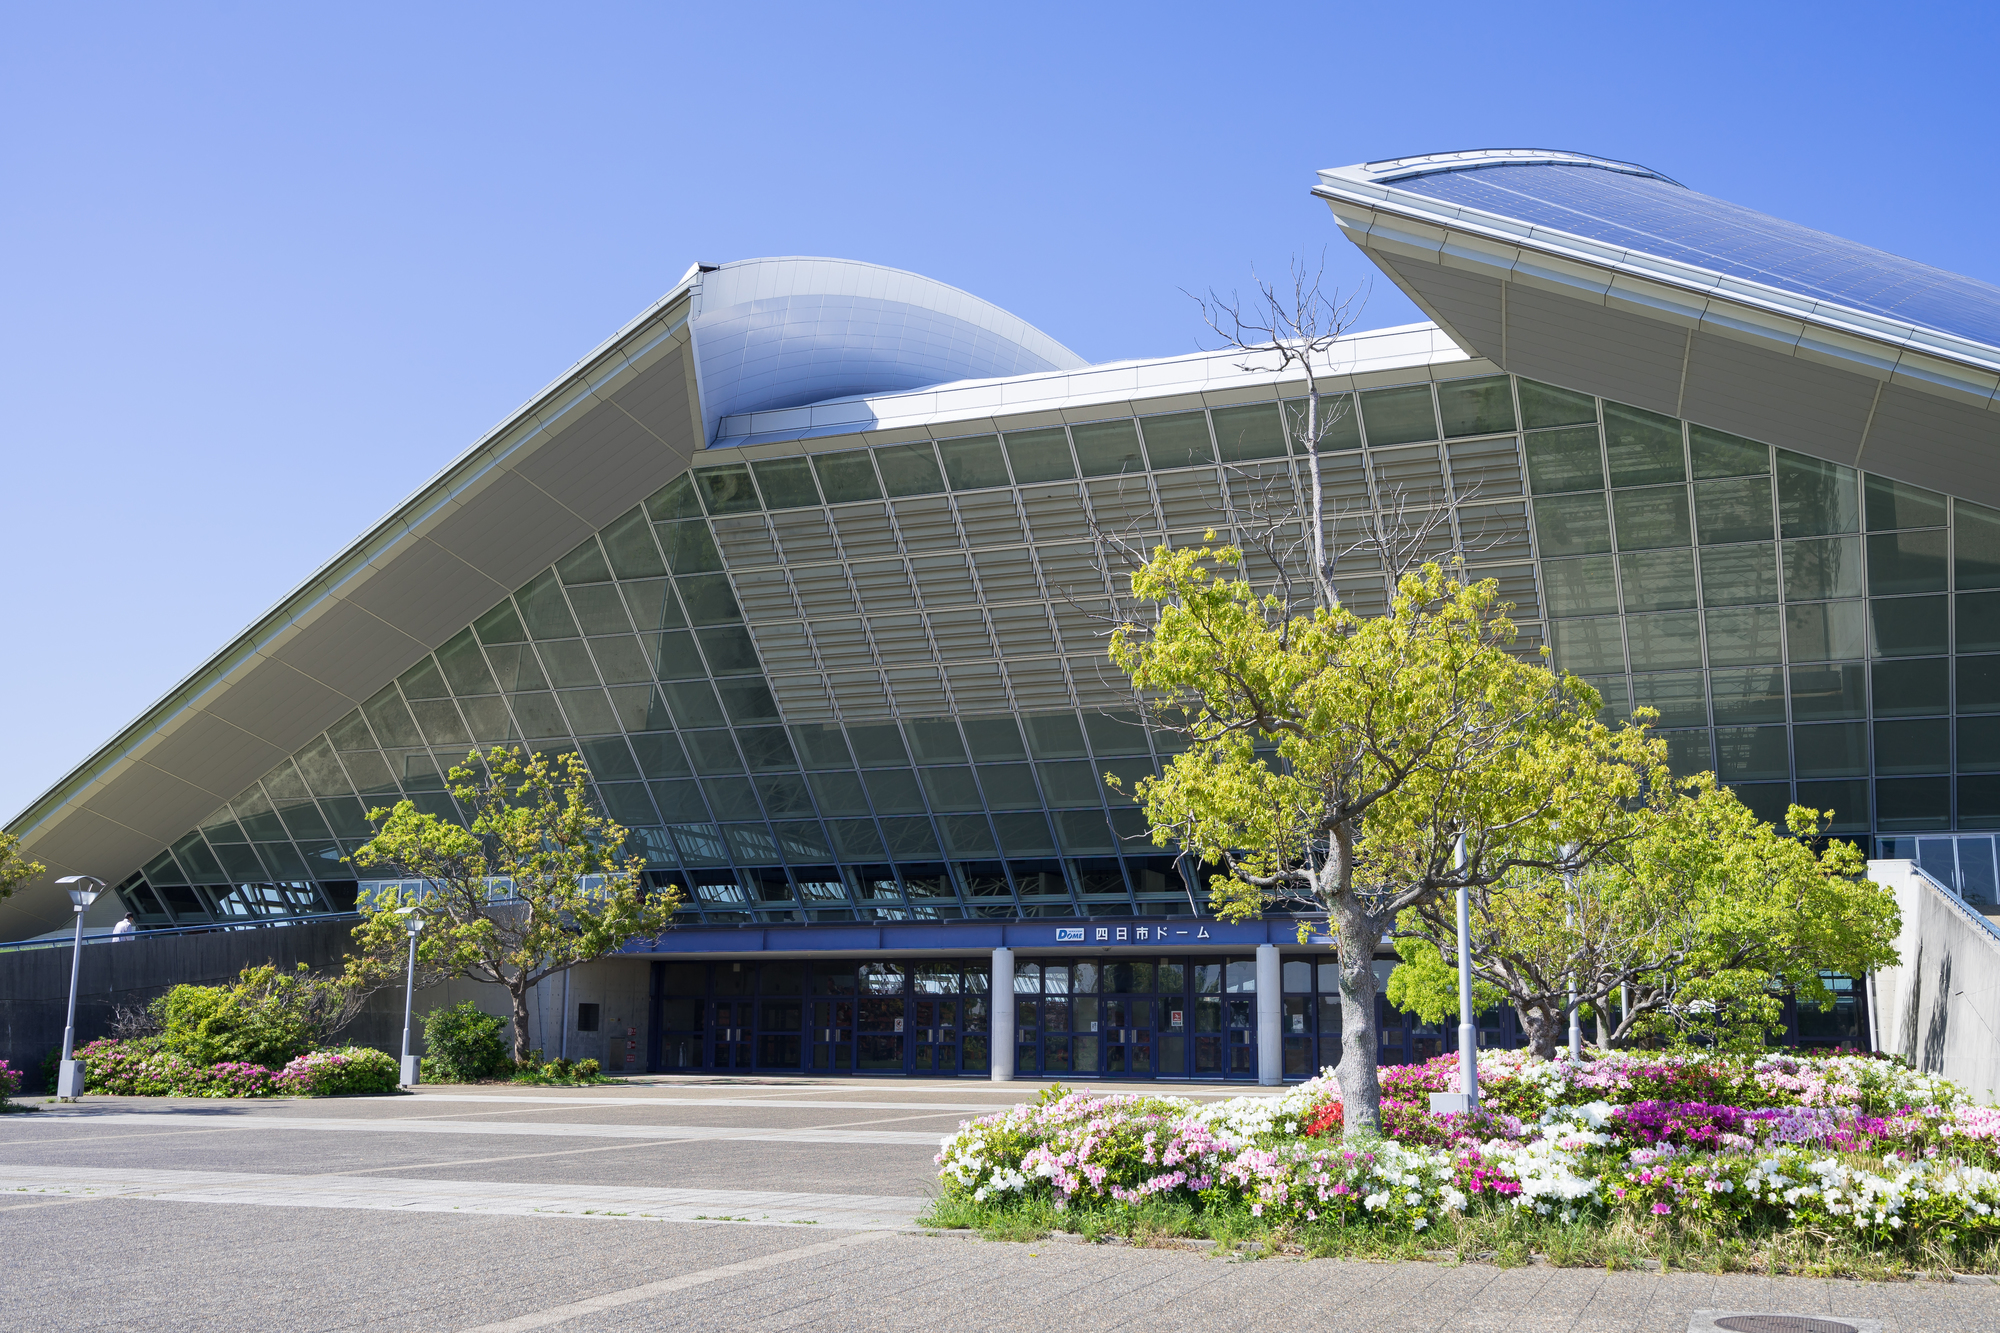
[5,1111,945,1145]
[0,1165,929,1228]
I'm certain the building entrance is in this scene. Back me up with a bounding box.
[649,958,993,1077]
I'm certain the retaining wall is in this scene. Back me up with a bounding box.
[1869,858,2000,1105]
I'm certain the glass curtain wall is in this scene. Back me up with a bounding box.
[118,373,1999,927]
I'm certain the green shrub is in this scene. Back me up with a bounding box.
[154,963,360,1068]
[421,1002,509,1083]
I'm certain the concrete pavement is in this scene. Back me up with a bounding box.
[1,1075,1995,1332]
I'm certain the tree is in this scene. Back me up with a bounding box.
[347,746,682,1061]
[1111,547,1662,1132]
[1386,777,1899,1053]
[0,832,45,902]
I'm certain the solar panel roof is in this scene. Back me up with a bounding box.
[1372,158,2000,356]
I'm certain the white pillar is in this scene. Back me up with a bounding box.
[991,947,1015,1082]
[1256,944,1282,1086]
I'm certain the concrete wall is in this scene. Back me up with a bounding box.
[1869,859,2000,1105]
[0,920,641,1089]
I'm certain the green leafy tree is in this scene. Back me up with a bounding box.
[1111,546,1662,1132]
[1387,777,1899,1053]
[0,832,45,902]
[347,746,681,1061]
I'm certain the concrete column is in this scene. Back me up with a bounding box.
[1256,944,1282,1086]
[991,947,1015,1082]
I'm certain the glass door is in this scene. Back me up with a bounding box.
[1103,996,1154,1074]
[710,999,753,1069]
[911,963,961,1073]
[855,962,906,1072]
[811,998,854,1071]
[651,962,706,1071]
[911,994,957,1072]
[757,995,804,1069]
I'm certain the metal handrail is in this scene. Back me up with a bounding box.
[0,911,361,955]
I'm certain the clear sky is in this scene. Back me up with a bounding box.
[4,1,1997,825]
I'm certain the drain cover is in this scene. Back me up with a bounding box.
[1713,1319,1858,1333]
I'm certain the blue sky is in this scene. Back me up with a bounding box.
[4,2,1996,823]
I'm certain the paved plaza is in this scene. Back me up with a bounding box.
[3,1076,1997,1332]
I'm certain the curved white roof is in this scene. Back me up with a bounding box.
[688,257,1086,444]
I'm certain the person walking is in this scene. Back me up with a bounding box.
[110,912,135,940]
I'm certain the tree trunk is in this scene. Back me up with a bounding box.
[1518,999,1561,1060]
[1334,898,1385,1134]
[509,983,534,1064]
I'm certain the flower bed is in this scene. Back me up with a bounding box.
[70,1038,399,1098]
[929,1051,2000,1276]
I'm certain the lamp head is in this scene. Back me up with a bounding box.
[56,874,104,911]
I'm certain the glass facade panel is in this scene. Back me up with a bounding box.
[1872,658,1948,717]
[1777,452,1859,538]
[1705,605,1783,666]
[1632,672,1707,728]
[1603,402,1684,486]
[1710,667,1785,725]
[752,457,821,508]
[1211,404,1288,461]
[1611,486,1690,550]
[1871,597,1949,658]
[1784,537,1863,602]
[1438,375,1515,437]
[1070,419,1145,477]
[1619,549,1698,613]
[1795,722,1869,777]
[1959,501,2000,590]
[1524,427,1603,494]
[1516,379,1595,430]
[1866,475,1947,531]
[1791,663,1867,720]
[1627,612,1704,671]
[1004,429,1075,483]
[1543,556,1618,617]
[1689,426,1769,479]
[1868,530,1949,595]
[1694,477,1775,545]
[1700,544,1778,607]
[1715,726,1789,781]
[1534,494,1611,555]
[1138,413,1213,469]
[1787,602,1866,663]
[1357,385,1437,446]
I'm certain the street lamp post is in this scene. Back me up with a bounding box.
[1429,833,1480,1114]
[398,908,426,1087]
[53,875,104,1100]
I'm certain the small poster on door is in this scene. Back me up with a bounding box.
[894,1018,904,1032]
[1170,1010,1184,1029]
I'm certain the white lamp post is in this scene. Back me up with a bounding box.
[1429,833,1480,1114]
[53,875,104,1100]
[398,907,426,1087]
